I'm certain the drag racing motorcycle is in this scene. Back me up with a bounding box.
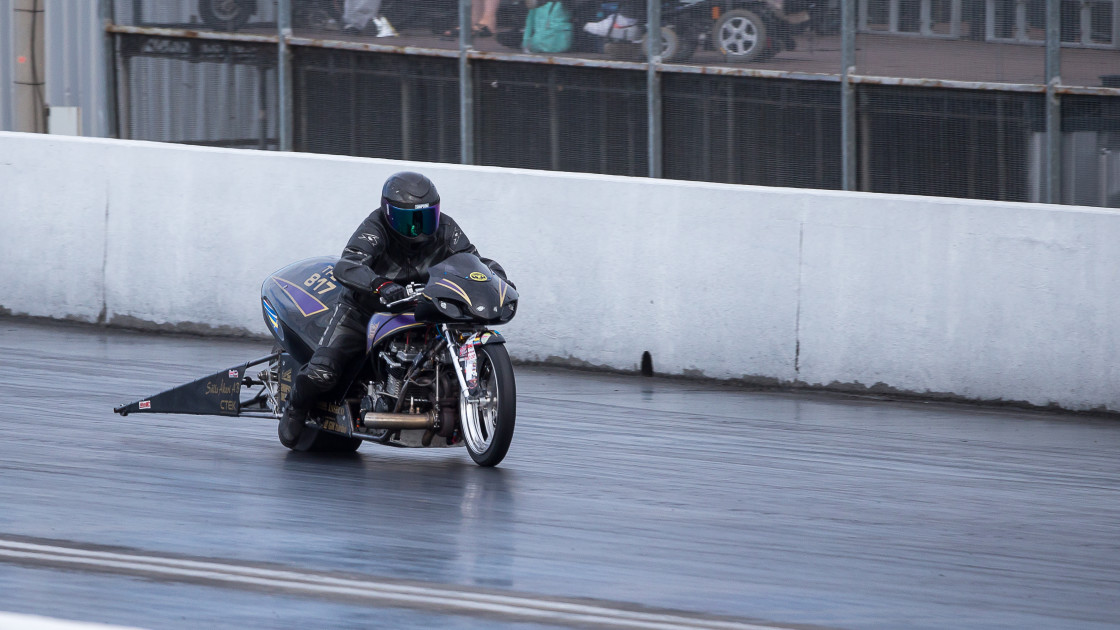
[114,253,519,467]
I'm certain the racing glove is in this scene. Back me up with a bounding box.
[376,281,408,306]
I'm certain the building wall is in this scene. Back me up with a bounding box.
[1,0,108,137]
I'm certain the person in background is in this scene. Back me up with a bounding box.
[473,0,500,36]
[583,0,644,41]
[343,0,397,37]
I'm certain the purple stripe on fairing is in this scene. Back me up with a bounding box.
[366,313,420,351]
[271,277,329,317]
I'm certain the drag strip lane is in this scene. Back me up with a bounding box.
[4,319,1120,629]
[0,537,803,630]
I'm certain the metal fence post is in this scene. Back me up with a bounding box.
[841,0,857,191]
[278,0,293,151]
[100,0,118,139]
[459,0,474,165]
[647,0,662,179]
[1044,0,1061,203]
[1100,148,1113,207]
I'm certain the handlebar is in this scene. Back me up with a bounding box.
[385,283,425,308]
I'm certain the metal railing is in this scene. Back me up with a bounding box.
[100,0,1120,206]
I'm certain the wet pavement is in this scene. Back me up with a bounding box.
[0,317,1118,629]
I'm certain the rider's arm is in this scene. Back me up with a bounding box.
[333,214,388,293]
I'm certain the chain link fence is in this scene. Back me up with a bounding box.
[105,0,1120,206]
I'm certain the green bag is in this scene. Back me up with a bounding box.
[522,1,573,53]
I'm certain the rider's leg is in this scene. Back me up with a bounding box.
[280,303,369,443]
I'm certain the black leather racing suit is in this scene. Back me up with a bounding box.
[287,209,507,412]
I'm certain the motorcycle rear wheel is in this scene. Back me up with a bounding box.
[460,344,516,467]
[278,413,362,453]
[270,346,362,454]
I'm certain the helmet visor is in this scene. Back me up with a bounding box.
[387,203,440,238]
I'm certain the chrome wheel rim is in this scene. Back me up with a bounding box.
[460,353,499,454]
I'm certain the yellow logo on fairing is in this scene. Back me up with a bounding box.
[469,272,488,282]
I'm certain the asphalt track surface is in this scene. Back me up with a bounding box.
[1,318,1118,630]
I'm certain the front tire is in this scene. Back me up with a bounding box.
[460,344,516,467]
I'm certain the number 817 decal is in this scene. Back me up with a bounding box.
[304,266,338,295]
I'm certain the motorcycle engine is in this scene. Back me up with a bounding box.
[368,335,462,442]
[380,336,425,402]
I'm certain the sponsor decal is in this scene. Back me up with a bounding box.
[475,305,485,312]
[321,420,345,433]
[228,369,239,379]
[469,271,488,282]
[139,400,151,410]
[263,299,280,330]
[458,342,479,393]
[302,268,337,295]
[205,380,237,396]
[358,233,380,246]
[271,276,329,317]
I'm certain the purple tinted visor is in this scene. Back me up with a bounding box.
[387,203,440,238]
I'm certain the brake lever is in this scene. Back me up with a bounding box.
[386,290,423,309]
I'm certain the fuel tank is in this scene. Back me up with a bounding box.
[260,257,343,364]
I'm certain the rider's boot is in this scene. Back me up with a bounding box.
[279,403,309,444]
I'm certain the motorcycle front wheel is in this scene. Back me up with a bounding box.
[459,344,516,467]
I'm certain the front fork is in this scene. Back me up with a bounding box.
[442,324,476,400]
[442,325,503,406]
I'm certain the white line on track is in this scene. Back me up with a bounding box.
[0,612,145,630]
[0,538,791,630]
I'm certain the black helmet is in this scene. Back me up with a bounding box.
[381,171,440,243]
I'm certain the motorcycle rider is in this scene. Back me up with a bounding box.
[279,171,510,444]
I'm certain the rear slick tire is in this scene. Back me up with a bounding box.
[279,419,361,453]
[460,344,516,467]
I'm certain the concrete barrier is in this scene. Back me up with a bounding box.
[2,131,1118,412]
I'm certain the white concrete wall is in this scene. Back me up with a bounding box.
[2,131,1119,412]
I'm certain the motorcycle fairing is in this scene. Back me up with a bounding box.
[261,256,344,362]
[415,253,519,324]
[366,312,426,352]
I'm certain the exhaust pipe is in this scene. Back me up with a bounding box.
[360,410,437,430]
